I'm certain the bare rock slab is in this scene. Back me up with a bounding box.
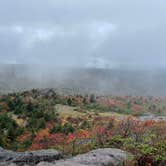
[0,147,62,166]
[37,148,130,166]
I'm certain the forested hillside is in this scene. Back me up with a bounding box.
[1,89,166,165]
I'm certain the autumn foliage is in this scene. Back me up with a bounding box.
[1,89,166,165]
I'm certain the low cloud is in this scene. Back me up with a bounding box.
[0,0,166,68]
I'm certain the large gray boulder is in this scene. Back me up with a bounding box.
[37,148,130,166]
[0,147,130,166]
[0,147,62,166]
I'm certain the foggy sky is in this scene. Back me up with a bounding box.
[0,0,166,68]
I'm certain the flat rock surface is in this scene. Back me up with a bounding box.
[0,147,62,166]
[0,147,130,166]
[37,148,129,166]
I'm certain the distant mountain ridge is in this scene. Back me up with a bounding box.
[0,64,166,96]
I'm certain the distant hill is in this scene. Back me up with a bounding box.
[0,64,166,96]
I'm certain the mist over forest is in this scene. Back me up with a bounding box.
[0,0,166,96]
[2,1,166,165]
[0,64,166,96]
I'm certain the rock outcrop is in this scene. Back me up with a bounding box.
[0,147,62,166]
[37,148,130,166]
[0,147,130,166]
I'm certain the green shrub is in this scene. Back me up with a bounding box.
[90,94,96,103]
[50,124,62,133]
[0,113,24,147]
[62,123,75,135]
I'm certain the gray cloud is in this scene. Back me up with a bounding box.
[0,0,166,68]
